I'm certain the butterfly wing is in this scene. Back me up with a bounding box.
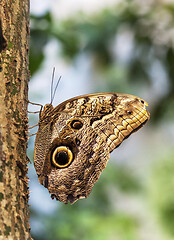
[34,93,150,204]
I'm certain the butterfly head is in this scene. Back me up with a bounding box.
[39,104,54,124]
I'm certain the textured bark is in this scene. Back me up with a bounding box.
[0,0,31,239]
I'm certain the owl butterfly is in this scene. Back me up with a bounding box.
[34,92,150,204]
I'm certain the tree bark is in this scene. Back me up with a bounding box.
[0,0,31,239]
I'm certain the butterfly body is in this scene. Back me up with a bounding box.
[34,93,150,204]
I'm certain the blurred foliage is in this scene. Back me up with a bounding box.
[30,12,52,75]
[33,208,138,240]
[29,0,174,240]
[148,153,174,237]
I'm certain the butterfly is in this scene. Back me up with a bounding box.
[33,92,150,204]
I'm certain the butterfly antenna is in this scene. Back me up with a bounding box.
[51,76,61,105]
[51,67,56,104]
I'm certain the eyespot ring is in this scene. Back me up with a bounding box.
[52,146,73,168]
[70,119,83,130]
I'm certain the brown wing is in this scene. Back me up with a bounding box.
[34,93,150,204]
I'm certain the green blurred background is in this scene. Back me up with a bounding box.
[28,0,174,239]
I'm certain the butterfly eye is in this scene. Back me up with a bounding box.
[127,110,132,114]
[52,146,73,168]
[70,119,83,130]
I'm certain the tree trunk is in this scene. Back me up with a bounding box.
[0,0,31,239]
